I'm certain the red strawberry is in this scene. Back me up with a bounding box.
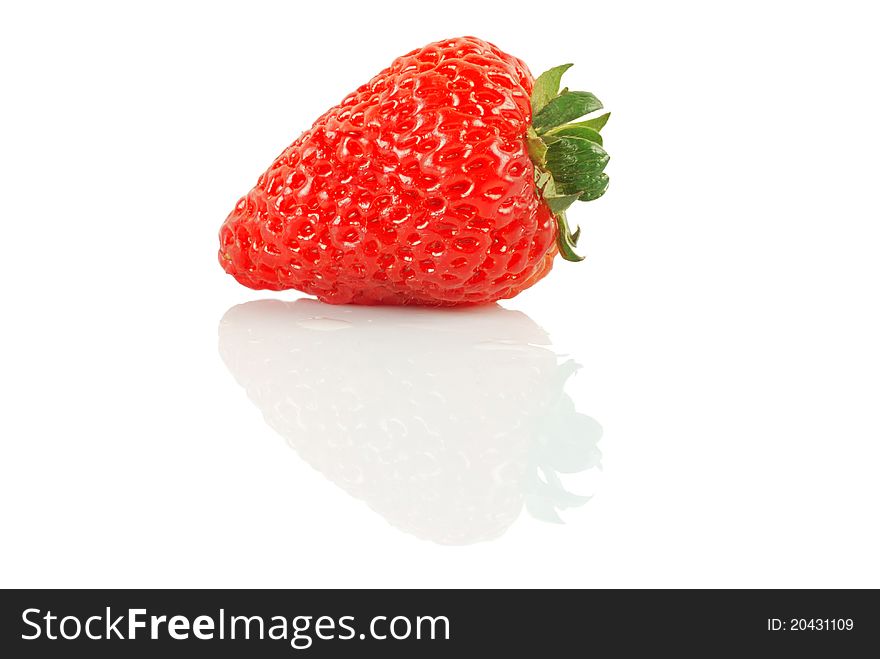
[218,36,610,305]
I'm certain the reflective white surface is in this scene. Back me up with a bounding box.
[219,300,602,545]
[1,2,880,588]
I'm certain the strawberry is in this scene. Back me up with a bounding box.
[219,300,603,544]
[218,36,610,305]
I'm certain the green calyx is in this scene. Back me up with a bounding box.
[528,64,610,262]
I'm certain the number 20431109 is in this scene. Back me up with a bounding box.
[768,619,854,631]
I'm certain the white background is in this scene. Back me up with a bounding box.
[2,1,879,588]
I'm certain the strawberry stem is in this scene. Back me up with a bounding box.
[529,65,610,261]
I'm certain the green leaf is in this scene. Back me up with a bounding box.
[545,123,603,145]
[530,64,573,115]
[525,67,611,259]
[532,91,604,135]
[526,130,548,167]
[578,173,609,201]
[575,112,611,132]
[534,169,552,192]
[544,136,609,196]
[544,194,581,214]
[554,211,585,262]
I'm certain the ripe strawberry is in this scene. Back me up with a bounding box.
[218,36,610,305]
[218,300,603,544]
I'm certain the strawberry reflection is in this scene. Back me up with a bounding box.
[218,300,602,545]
